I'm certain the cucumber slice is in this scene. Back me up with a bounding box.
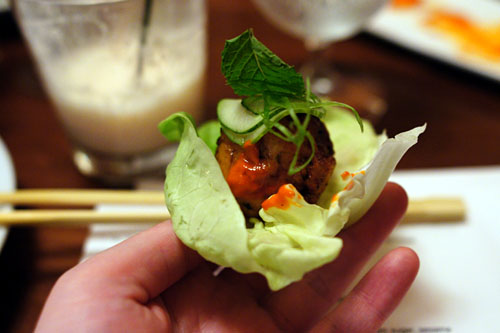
[241,96,264,114]
[217,99,264,134]
[222,125,268,146]
[218,98,328,146]
[222,109,290,146]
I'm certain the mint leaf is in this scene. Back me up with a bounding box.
[219,29,362,175]
[221,29,305,97]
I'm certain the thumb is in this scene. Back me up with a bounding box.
[69,221,201,302]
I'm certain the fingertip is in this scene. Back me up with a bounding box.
[363,182,408,229]
[310,246,420,333]
[385,181,408,202]
[341,182,409,248]
[380,182,409,222]
[384,247,420,282]
[368,246,420,308]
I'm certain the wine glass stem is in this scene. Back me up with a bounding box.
[300,46,340,96]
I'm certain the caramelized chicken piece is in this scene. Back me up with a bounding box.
[216,116,335,218]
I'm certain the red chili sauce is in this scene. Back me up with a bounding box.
[225,141,281,200]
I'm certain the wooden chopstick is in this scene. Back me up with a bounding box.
[0,189,165,206]
[402,197,466,223]
[0,190,466,226]
[0,189,168,226]
[0,210,170,226]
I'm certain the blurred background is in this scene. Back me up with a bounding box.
[0,0,499,331]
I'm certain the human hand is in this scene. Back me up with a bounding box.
[35,182,419,332]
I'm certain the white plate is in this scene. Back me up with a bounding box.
[356,166,500,332]
[367,0,500,81]
[0,136,16,252]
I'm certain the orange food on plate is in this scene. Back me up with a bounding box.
[426,10,500,61]
[391,0,422,9]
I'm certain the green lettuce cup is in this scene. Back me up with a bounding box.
[159,109,425,290]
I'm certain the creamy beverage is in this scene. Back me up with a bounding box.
[16,0,207,179]
[45,43,205,155]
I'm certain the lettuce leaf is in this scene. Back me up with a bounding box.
[197,120,221,154]
[159,109,425,290]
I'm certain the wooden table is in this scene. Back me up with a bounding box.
[1,1,499,331]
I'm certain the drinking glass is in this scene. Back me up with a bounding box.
[13,0,207,183]
[252,0,388,122]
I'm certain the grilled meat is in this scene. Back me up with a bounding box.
[216,116,335,217]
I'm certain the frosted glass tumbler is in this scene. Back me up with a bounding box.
[14,0,207,183]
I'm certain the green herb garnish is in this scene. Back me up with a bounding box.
[221,29,363,175]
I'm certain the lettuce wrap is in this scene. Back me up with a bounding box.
[158,30,425,290]
[159,108,425,290]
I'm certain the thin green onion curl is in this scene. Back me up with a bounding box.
[239,80,362,175]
